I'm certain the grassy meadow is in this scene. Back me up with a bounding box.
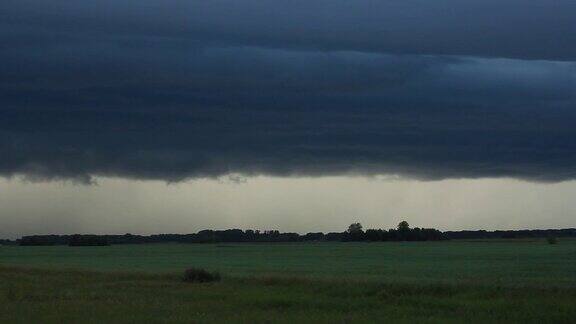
[1,239,575,323]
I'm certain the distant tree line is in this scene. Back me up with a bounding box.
[14,222,443,246]
[13,234,109,247]
[68,234,110,246]
[443,228,576,240]
[7,223,576,246]
[343,221,446,242]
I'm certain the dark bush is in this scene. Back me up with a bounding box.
[546,236,558,244]
[182,268,221,283]
[5,285,17,302]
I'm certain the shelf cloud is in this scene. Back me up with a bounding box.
[1,0,576,183]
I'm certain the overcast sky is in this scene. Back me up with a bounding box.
[1,1,575,237]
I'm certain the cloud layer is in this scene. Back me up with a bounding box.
[3,0,576,61]
[1,0,576,182]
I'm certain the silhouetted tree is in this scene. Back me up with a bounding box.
[347,223,363,234]
[396,221,410,240]
[398,221,410,232]
[346,223,365,241]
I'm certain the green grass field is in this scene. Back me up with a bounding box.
[1,240,575,323]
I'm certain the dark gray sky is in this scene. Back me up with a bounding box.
[1,1,575,235]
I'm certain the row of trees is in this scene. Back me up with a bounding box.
[12,223,576,246]
[16,222,444,246]
[345,221,446,241]
[444,228,576,239]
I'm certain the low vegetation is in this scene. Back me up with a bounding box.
[183,268,221,283]
[2,238,575,322]
[547,236,558,244]
[2,239,575,286]
[0,266,575,323]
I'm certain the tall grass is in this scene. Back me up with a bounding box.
[1,239,575,287]
[0,266,575,323]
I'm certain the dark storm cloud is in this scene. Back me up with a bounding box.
[2,0,576,61]
[1,1,576,182]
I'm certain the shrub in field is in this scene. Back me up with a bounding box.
[546,236,558,244]
[5,285,17,302]
[183,268,221,283]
